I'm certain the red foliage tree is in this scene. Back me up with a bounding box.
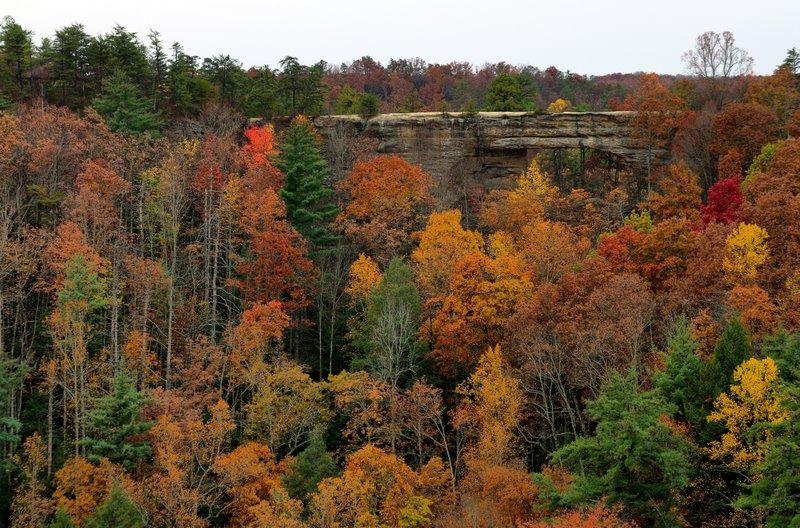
[711,102,780,166]
[700,177,742,225]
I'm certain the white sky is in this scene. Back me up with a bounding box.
[4,0,799,75]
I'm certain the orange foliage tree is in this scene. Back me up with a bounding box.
[519,502,636,528]
[213,442,303,528]
[742,138,800,289]
[233,183,316,311]
[646,161,702,221]
[310,444,451,528]
[337,155,433,263]
[411,209,484,301]
[428,252,532,378]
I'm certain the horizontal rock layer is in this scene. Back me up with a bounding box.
[314,111,665,192]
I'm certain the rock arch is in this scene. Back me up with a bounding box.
[314,111,667,191]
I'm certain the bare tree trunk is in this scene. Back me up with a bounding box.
[73,362,79,456]
[211,212,221,344]
[0,288,4,359]
[79,358,86,455]
[165,274,175,389]
[47,380,53,476]
[203,189,211,330]
[165,212,179,389]
[110,257,120,365]
[140,289,151,388]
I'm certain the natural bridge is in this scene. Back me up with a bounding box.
[313,111,665,190]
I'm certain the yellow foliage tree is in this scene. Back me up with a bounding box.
[345,253,382,306]
[647,161,702,221]
[706,357,788,469]
[457,345,523,465]
[411,209,484,300]
[213,442,304,528]
[310,444,451,528]
[10,433,53,528]
[452,346,537,526]
[480,160,558,235]
[244,358,330,455]
[722,222,769,284]
[547,98,572,113]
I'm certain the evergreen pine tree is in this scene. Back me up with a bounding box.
[782,47,800,76]
[82,370,152,470]
[281,430,338,502]
[694,317,752,443]
[48,507,76,528]
[653,316,706,428]
[703,317,752,400]
[275,117,339,250]
[484,74,527,111]
[85,481,144,528]
[552,369,691,527]
[0,356,27,462]
[93,72,162,137]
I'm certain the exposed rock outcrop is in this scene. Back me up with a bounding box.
[314,111,666,192]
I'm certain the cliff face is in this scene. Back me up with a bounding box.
[314,111,665,194]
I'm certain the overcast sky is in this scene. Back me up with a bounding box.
[4,0,799,75]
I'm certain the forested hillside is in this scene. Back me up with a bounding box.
[0,16,670,119]
[2,19,800,528]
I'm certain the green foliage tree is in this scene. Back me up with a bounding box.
[653,316,706,428]
[484,73,530,111]
[278,56,327,116]
[240,66,279,118]
[782,47,799,77]
[0,356,27,467]
[48,507,77,528]
[553,369,691,527]
[743,417,800,528]
[353,258,423,374]
[165,43,213,116]
[0,16,32,98]
[93,72,161,137]
[81,370,152,470]
[335,86,380,117]
[102,25,150,87]
[58,254,110,318]
[281,430,338,502]
[703,317,752,400]
[357,92,380,117]
[202,54,246,106]
[85,481,144,528]
[147,30,167,108]
[276,118,339,250]
[47,23,92,107]
[335,85,360,114]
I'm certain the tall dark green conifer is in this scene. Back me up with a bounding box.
[276,117,339,250]
[0,357,27,462]
[281,431,338,503]
[82,370,152,470]
[48,508,76,528]
[93,72,162,137]
[552,369,691,527]
[703,317,752,399]
[653,316,705,428]
[85,481,143,528]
